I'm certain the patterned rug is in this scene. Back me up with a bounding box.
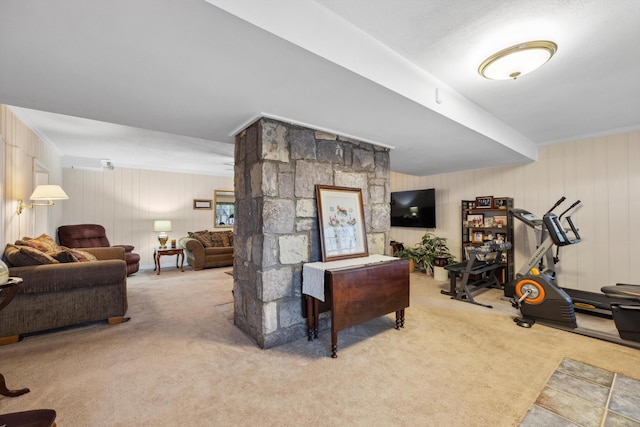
[520,358,640,426]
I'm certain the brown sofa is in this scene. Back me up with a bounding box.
[179,230,234,270]
[57,224,140,276]
[1,244,128,344]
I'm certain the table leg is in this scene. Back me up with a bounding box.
[0,373,29,397]
[305,296,314,341]
[331,330,338,358]
[313,298,320,339]
[179,252,184,272]
[153,252,158,272]
[156,254,161,275]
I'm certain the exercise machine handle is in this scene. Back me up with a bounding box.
[559,200,581,219]
[545,196,566,214]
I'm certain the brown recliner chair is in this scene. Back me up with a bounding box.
[57,224,140,275]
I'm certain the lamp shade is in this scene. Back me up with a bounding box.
[153,220,172,232]
[29,184,69,200]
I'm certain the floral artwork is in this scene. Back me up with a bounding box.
[316,185,369,262]
[328,205,357,227]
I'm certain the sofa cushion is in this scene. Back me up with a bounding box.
[15,233,60,252]
[5,244,60,266]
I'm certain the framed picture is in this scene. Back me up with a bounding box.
[193,199,212,210]
[466,213,484,227]
[316,185,368,262]
[475,196,494,209]
[471,231,484,243]
[494,216,508,227]
[495,232,507,243]
[493,197,508,209]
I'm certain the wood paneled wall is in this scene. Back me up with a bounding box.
[62,168,233,269]
[1,105,63,245]
[391,131,640,293]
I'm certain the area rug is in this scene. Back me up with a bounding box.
[519,358,640,426]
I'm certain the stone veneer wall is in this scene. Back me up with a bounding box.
[233,117,391,348]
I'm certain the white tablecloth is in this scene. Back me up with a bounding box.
[302,254,398,302]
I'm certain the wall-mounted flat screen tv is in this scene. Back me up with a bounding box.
[390,188,436,228]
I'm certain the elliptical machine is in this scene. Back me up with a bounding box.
[509,198,640,349]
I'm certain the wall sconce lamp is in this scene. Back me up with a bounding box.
[16,185,69,215]
[478,40,557,80]
[153,220,172,248]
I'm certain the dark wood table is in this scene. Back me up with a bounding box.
[154,247,184,275]
[0,277,30,397]
[0,409,56,426]
[305,259,410,357]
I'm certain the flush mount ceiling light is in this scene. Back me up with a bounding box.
[478,40,557,80]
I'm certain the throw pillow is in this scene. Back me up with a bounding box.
[66,248,98,262]
[16,233,60,252]
[189,230,214,248]
[4,244,60,266]
[48,248,78,263]
[209,232,229,247]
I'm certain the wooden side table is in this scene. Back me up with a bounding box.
[154,248,184,275]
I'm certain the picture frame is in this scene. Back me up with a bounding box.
[493,197,508,209]
[466,213,484,227]
[471,231,484,243]
[193,199,212,210]
[495,232,507,243]
[475,196,494,209]
[316,185,368,262]
[494,215,508,227]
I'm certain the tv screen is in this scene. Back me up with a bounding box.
[390,189,436,228]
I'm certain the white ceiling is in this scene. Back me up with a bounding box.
[1,0,639,177]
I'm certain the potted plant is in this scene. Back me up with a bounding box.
[394,233,456,276]
[393,246,421,273]
[418,232,456,277]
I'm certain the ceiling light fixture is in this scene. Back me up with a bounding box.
[478,40,557,80]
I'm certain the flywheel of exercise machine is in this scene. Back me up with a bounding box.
[514,277,547,305]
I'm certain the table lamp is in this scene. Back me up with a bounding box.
[153,220,172,249]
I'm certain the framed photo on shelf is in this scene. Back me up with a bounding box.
[494,215,508,227]
[475,196,494,209]
[315,185,369,262]
[471,231,484,243]
[495,232,507,243]
[493,197,508,209]
[466,213,484,227]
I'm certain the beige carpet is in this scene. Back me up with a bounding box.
[0,267,638,426]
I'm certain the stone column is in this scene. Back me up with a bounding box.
[233,118,390,348]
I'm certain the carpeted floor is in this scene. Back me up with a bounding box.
[0,267,639,426]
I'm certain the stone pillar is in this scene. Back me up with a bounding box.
[233,118,390,348]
